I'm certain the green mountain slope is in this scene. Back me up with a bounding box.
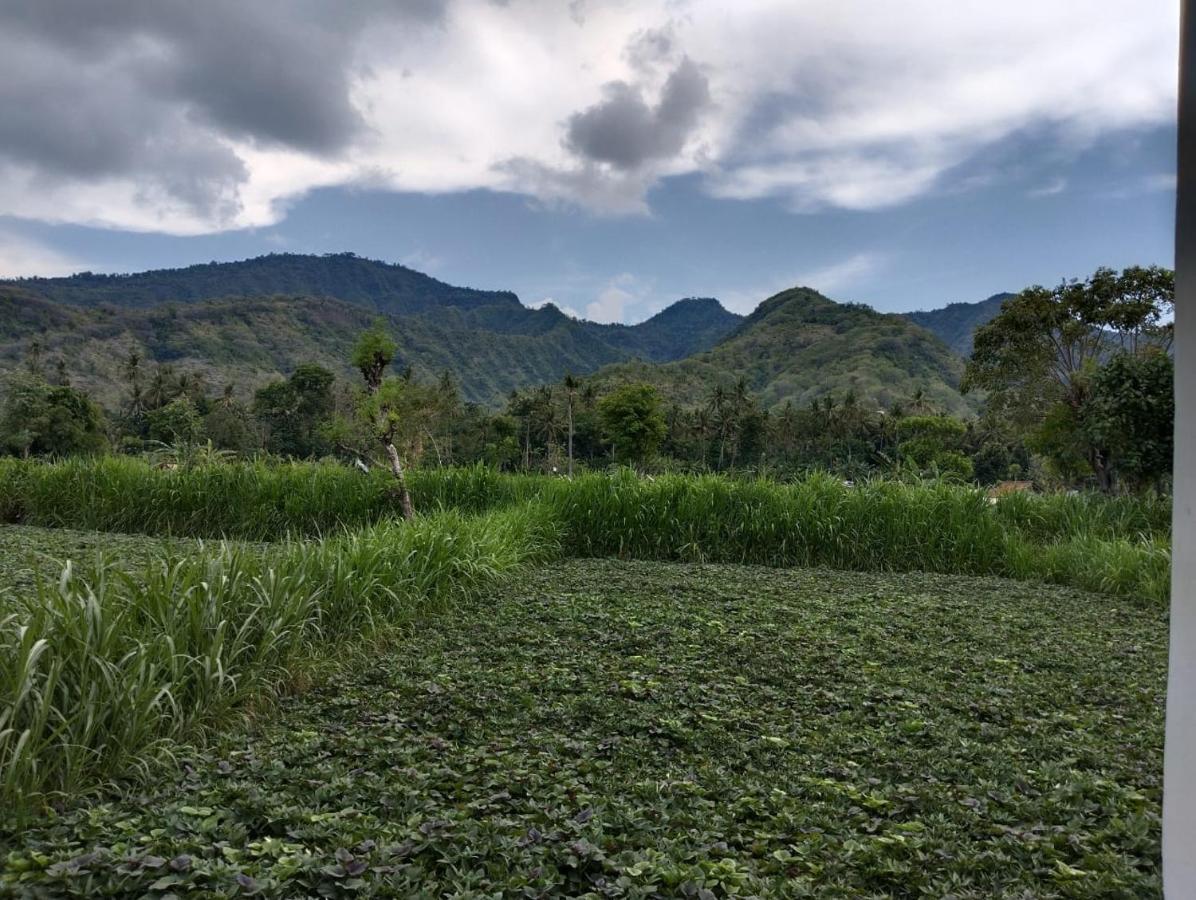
[902,293,1011,356]
[3,252,521,316]
[0,254,987,415]
[587,287,973,414]
[0,288,742,408]
[0,255,744,407]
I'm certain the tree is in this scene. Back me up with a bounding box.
[0,374,108,457]
[351,325,415,519]
[252,364,335,458]
[146,396,202,445]
[896,415,973,480]
[563,373,579,477]
[963,265,1173,490]
[598,383,667,467]
[1083,349,1174,491]
[352,327,397,392]
[203,398,260,454]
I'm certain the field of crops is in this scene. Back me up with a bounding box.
[0,460,1172,896]
[3,550,1166,897]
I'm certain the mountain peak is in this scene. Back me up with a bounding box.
[587,285,971,415]
[642,296,731,324]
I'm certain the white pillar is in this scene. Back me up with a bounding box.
[1165,2,1196,893]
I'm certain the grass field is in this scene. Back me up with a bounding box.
[2,546,1166,897]
[0,459,1172,602]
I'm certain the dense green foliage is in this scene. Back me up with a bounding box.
[0,257,741,407]
[964,266,1174,491]
[252,364,336,458]
[903,292,1011,356]
[0,374,108,457]
[0,509,555,816]
[1083,350,1175,492]
[896,415,972,479]
[3,557,1165,897]
[597,384,667,465]
[0,459,1171,602]
[588,288,974,415]
[0,459,535,538]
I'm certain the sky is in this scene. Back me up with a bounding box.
[0,0,1179,322]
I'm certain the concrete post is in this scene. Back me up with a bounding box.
[1164,1,1196,893]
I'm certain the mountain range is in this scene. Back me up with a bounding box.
[904,293,1013,356]
[0,253,1008,413]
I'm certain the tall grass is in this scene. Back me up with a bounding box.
[0,504,557,817]
[0,458,1172,605]
[539,471,1011,573]
[531,470,1170,603]
[0,457,543,539]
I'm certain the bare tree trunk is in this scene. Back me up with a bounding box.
[1090,447,1114,493]
[384,441,415,520]
[567,400,574,478]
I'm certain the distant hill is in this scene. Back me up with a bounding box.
[902,293,1012,356]
[586,287,974,415]
[0,254,998,414]
[0,261,743,407]
[3,252,521,316]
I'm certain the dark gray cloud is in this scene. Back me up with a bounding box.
[0,0,442,222]
[564,57,710,170]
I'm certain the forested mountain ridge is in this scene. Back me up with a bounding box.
[0,286,743,408]
[902,293,1012,356]
[1,253,998,415]
[2,252,522,316]
[585,287,975,415]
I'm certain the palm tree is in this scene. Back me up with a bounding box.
[707,384,731,469]
[533,386,560,458]
[563,373,579,477]
[25,340,44,377]
[146,365,175,410]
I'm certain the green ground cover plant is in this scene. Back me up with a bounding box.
[3,559,1166,897]
[0,509,555,817]
[0,461,1170,832]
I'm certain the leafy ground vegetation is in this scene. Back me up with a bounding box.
[2,557,1165,898]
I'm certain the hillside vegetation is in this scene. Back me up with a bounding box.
[904,292,1011,356]
[1,254,1000,415]
[0,274,741,407]
[2,252,521,315]
[588,287,974,414]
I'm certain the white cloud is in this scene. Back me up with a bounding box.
[1028,177,1068,197]
[529,296,584,318]
[1143,172,1179,192]
[585,273,644,323]
[400,248,445,273]
[1100,170,1179,199]
[719,252,887,313]
[0,0,1178,233]
[0,231,88,278]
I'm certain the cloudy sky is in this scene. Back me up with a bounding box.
[0,0,1179,321]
